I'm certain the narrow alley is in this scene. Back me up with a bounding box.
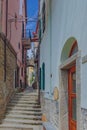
[0,88,43,130]
[1,0,87,130]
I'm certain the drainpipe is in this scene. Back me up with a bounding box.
[38,45,40,105]
[25,48,27,88]
[0,0,3,31]
[4,0,8,81]
[50,0,52,97]
[6,0,8,36]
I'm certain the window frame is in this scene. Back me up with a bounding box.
[69,41,78,57]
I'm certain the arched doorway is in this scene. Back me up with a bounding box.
[59,38,81,130]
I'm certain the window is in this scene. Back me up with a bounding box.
[42,1,46,33]
[22,22,24,38]
[39,63,45,90]
[39,68,41,90]
[18,42,20,49]
[15,13,17,29]
[69,41,78,57]
[42,62,45,90]
[22,45,24,63]
[21,67,23,76]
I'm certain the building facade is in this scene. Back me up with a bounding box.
[0,0,27,119]
[0,0,27,88]
[39,0,87,130]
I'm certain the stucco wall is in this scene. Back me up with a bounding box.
[8,0,24,83]
[1,0,26,85]
[40,0,52,98]
[40,0,87,108]
[40,1,87,130]
[81,108,87,130]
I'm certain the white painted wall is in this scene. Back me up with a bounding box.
[81,63,87,109]
[40,0,87,108]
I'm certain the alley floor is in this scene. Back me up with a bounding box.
[0,88,43,130]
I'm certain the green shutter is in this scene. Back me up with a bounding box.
[39,68,41,90]
[42,62,45,90]
[41,68,43,90]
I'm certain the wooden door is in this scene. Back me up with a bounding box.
[68,66,77,130]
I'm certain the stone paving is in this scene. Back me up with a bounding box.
[0,88,43,130]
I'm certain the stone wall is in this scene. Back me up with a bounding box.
[59,70,68,130]
[0,33,17,119]
[40,92,59,130]
[81,108,87,130]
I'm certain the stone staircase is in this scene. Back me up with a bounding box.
[0,91,43,130]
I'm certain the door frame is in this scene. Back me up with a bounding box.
[68,66,76,130]
[59,51,81,130]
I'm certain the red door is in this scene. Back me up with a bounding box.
[68,66,77,130]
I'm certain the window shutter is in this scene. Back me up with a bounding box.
[42,2,45,33]
[22,22,24,38]
[39,68,41,90]
[42,62,45,90]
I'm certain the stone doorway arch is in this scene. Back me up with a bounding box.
[60,37,77,63]
[59,37,81,130]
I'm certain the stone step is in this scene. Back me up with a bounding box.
[0,91,43,130]
[8,103,41,108]
[5,113,42,119]
[9,101,38,105]
[10,99,38,103]
[14,94,38,97]
[15,95,38,98]
[3,118,42,124]
[7,106,41,111]
[15,92,38,96]
[0,123,43,130]
[15,94,38,98]
[6,111,42,116]
[3,115,42,120]
[13,97,38,100]
[6,109,42,114]
[11,98,38,101]
[1,122,42,127]
[14,95,38,97]
[0,128,33,130]
[12,97,38,101]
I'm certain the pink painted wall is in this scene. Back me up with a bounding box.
[1,0,27,87]
[2,0,6,34]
